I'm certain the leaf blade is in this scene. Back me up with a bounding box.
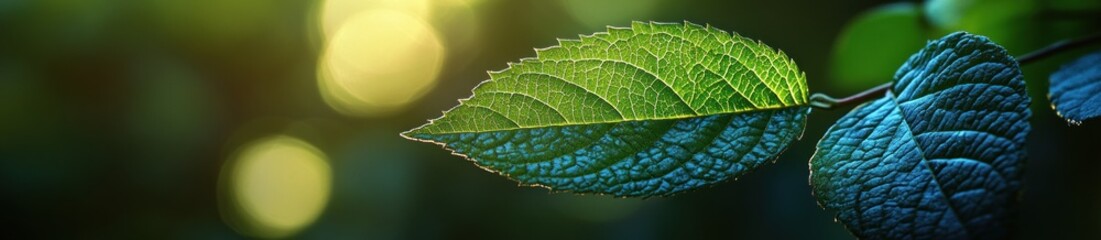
[409,107,809,197]
[405,21,810,196]
[1049,51,1101,125]
[407,21,808,135]
[811,32,1030,239]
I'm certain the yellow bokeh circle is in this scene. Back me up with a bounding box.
[221,136,332,239]
[318,10,445,116]
[318,0,431,40]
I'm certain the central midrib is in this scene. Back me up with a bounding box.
[416,104,807,135]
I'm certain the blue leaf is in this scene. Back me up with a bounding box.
[1049,51,1101,125]
[409,107,809,197]
[811,32,1031,239]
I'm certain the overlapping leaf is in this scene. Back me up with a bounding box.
[1049,51,1101,125]
[404,21,810,197]
[811,32,1030,239]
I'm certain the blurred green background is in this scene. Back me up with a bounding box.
[2,0,1100,239]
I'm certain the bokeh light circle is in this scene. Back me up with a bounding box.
[221,136,332,239]
[319,0,431,40]
[318,10,445,117]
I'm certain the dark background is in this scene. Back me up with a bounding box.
[2,0,1100,239]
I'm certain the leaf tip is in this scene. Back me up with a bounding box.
[399,127,428,143]
[398,129,417,140]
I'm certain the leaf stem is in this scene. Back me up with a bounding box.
[809,83,891,110]
[811,32,1101,110]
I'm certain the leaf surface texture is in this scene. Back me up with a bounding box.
[1049,51,1101,125]
[811,32,1030,239]
[406,21,810,197]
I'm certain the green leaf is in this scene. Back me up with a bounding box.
[404,21,810,197]
[1049,51,1101,125]
[811,32,1030,239]
[830,3,929,92]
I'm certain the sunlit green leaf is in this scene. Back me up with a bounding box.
[405,21,810,197]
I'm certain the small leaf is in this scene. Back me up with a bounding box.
[811,32,1030,239]
[405,21,811,197]
[830,2,928,92]
[1049,51,1101,125]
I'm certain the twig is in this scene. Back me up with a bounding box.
[809,83,891,110]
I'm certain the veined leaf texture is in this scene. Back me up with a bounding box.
[405,21,811,197]
[1049,51,1101,125]
[811,32,1030,239]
